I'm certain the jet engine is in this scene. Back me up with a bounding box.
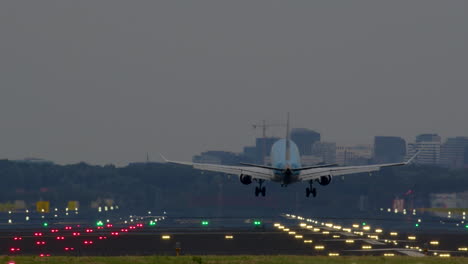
[317,175,332,186]
[239,174,253,185]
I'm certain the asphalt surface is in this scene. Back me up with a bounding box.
[2,213,468,257]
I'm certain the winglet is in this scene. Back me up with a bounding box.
[285,112,291,162]
[405,151,420,165]
[159,153,169,163]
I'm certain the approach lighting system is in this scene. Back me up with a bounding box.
[201,220,209,226]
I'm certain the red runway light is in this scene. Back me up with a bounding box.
[10,247,20,252]
[36,241,46,245]
[39,253,50,257]
[56,236,65,240]
[85,229,94,233]
[64,226,72,230]
[83,240,94,245]
[106,223,113,228]
[64,247,75,251]
[34,232,43,236]
[111,232,119,236]
[98,236,107,240]
[51,229,59,233]
[72,232,81,236]
[13,237,23,240]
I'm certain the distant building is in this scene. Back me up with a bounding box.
[373,136,406,163]
[336,145,372,166]
[407,134,441,165]
[440,137,468,169]
[255,137,280,164]
[416,134,441,143]
[300,155,324,166]
[192,151,242,165]
[13,158,54,165]
[242,146,257,163]
[312,142,337,164]
[429,192,468,209]
[291,128,320,156]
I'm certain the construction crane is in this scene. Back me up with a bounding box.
[252,120,286,165]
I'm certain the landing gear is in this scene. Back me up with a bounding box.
[306,181,317,198]
[255,180,266,197]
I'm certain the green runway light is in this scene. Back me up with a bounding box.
[201,221,209,226]
[253,221,262,226]
[96,221,104,226]
[362,222,367,226]
[149,221,156,226]
[42,222,48,227]
[415,223,419,227]
[465,225,468,229]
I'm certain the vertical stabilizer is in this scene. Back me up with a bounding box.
[285,113,290,162]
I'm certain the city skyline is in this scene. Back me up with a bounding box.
[4,126,466,166]
[1,1,467,165]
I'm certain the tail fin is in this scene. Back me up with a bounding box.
[285,112,290,161]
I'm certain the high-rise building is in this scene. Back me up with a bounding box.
[407,134,441,165]
[311,142,337,164]
[291,128,320,156]
[416,134,441,143]
[440,137,468,169]
[373,136,406,163]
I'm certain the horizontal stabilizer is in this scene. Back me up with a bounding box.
[291,163,338,171]
[239,162,280,170]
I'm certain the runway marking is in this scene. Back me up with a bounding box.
[397,250,425,257]
[339,232,357,237]
[363,239,385,245]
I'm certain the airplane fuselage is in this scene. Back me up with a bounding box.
[270,139,302,185]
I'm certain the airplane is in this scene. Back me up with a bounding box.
[162,115,418,198]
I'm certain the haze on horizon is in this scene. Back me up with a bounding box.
[0,1,467,166]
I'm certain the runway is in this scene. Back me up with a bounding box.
[2,211,468,257]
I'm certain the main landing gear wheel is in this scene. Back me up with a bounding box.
[255,186,266,197]
[306,185,317,198]
[255,179,266,197]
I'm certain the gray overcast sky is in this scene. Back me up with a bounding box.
[0,1,467,165]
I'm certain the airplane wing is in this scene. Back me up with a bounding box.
[160,155,274,181]
[299,152,418,181]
